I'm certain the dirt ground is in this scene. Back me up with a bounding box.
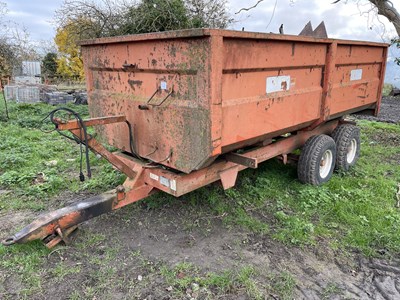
[1,193,400,299]
[355,96,400,124]
[1,97,399,299]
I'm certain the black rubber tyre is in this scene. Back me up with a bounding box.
[331,124,360,171]
[297,134,337,185]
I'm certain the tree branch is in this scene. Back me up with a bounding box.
[235,0,265,14]
[369,0,400,36]
[333,0,400,36]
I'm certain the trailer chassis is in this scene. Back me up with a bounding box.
[2,116,339,248]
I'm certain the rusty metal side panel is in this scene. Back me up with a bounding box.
[220,38,325,148]
[329,44,386,116]
[375,47,388,115]
[209,35,224,157]
[81,37,214,174]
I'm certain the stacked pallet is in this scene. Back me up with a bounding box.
[4,85,83,105]
[43,91,74,105]
[16,86,41,103]
[74,92,88,105]
[4,85,19,101]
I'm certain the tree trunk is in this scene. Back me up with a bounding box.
[369,0,400,36]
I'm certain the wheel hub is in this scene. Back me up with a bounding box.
[320,149,333,179]
[346,138,357,164]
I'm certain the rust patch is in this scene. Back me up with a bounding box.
[128,80,143,91]
[169,44,177,57]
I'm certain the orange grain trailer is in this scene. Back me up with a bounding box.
[2,29,388,248]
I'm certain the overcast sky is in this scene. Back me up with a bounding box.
[2,0,399,65]
[2,0,398,41]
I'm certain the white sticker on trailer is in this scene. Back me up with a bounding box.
[350,69,363,81]
[266,75,291,93]
[170,180,177,191]
[159,176,170,188]
[149,173,159,181]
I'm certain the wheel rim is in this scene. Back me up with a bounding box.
[346,138,357,164]
[320,149,333,179]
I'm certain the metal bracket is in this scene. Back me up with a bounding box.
[224,152,258,168]
[55,115,126,131]
[44,226,78,249]
[219,166,239,190]
[138,88,174,110]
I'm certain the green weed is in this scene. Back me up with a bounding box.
[0,242,50,297]
[161,262,264,299]
[51,262,81,281]
[321,282,343,299]
[0,99,125,212]
[268,271,296,300]
[382,83,393,96]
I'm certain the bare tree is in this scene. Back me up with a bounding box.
[36,40,58,56]
[54,0,127,39]
[0,2,12,78]
[7,25,40,60]
[235,0,264,14]
[186,0,233,28]
[0,38,15,78]
[0,1,6,18]
[0,2,40,77]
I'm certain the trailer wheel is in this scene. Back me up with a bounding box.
[331,124,360,171]
[297,134,336,185]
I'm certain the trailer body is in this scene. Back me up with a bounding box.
[80,29,387,174]
[3,29,388,248]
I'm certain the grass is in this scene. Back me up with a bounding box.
[382,83,393,96]
[0,98,125,212]
[1,97,399,255]
[158,261,296,299]
[160,263,265,299]
[322,283,343,299]
[0,96,399,298]
[50,262,81,281]
[164,119,400,255]
[268,271,296,300]
[0,241,50,298]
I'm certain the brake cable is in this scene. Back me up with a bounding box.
[40,107,91,182]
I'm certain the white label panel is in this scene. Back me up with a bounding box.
[159,176,170,188]
[350,69,362,81]
[149,173,159,181]
[266,75,291,93]
[160,81,167,90]
[170,180,177,191]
